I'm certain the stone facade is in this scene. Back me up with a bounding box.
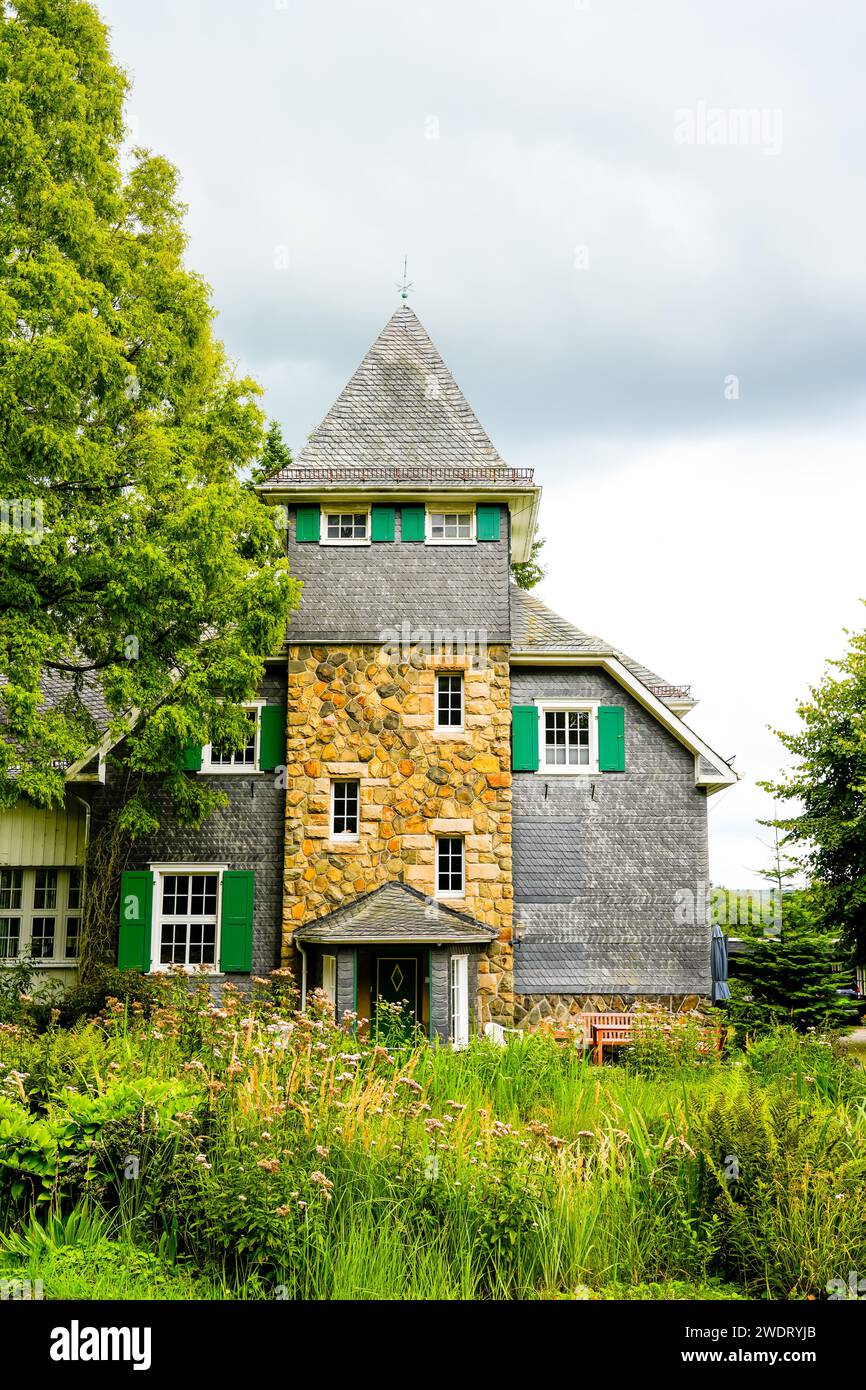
[281,642,514,1024]
[513,992,713,1030]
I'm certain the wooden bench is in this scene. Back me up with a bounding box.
[572,1011,723,1065]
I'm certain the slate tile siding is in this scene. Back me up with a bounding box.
[510,666,711,996]
[91,672,287,980]
[285,504,511,642]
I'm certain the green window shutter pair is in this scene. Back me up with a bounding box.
[400,505,425,542]
[510,704,626,772]
[182,742,202,772]
[118,869,254,974]
[476,504,501,541]
[371,505,394,542]
[259,705,287,770]
[295,505,320,542]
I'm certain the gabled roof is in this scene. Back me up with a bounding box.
[263,305,510,478]
[509,586,694,709]
[293,880,498,944]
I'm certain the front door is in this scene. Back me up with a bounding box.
[374,954,420,1042]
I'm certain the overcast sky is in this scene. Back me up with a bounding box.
[99,0,866,887]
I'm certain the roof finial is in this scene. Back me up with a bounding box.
[397,256,413,304]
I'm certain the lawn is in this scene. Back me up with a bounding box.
[1,974,864,1301]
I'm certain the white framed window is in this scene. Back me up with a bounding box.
[536,700,599,774]
[321,510,370,545]
[151,866,224,971]
[435,673,464,730]
[322,954,337,1004]
[450,953,469,1047]
[0,867,84,964]
[330,780,360,840]
[202,705,262,773]
[436,837,464,898]
[426,509,475,544]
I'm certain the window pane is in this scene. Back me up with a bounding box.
[211,710,257,766]
[34,870,57,910]
[0,870,23,911]
[0,917,20,959]
[436,674,463,727]
[31,917,56,958]
[437,837,463,893]
[332,780,359,835]
[67,869,82,911]
[65,919,80,959]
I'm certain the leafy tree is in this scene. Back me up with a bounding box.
[763,610,866,959]
[0,0,300,830]
[511,534,546,590]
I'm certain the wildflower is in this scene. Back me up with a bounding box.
[309,1171,333,1188]
[195,1154,212,1170]
[334,1072,354,1083]
[316,1145,330,1159]
[297,1201,307,1210]
[275,1205,292,1217]
[445,1101,466,1111]
[396,1076,422,1093]
[257,1158,280,1173]
[424,1118,445,1134]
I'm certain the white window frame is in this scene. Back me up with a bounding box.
[535,699,600,775]
[329,779,361,841]
[0,868,84,967]
[435,836,465,899]
[148,863,226,974]
[201,702,264,774]
[450,953,469,1048]
[425,507,476,545]
[320,508,371,546]
[322,954,337,1004]
[435,672,464,731]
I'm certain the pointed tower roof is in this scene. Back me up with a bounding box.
[265,305,512,479]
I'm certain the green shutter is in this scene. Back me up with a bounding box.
[259,705,287,771]
[598,705,626,772]
[118,870,152,972]
[220,871,254,973]
[476,504,501,541]
[295,505,320,542]
[511,705,539,771]
[401,505,425,542]
[371,505,395,543]
[182,742,202,772]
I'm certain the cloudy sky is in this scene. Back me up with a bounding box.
[100,0,866,887]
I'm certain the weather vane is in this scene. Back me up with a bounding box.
[397,257,413,303]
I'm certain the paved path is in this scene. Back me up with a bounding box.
[839,1026,866,1047]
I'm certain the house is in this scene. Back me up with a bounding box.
[1,304,737,1039]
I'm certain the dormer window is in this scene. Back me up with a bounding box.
[427,509,474,543]
[322,510,370,545]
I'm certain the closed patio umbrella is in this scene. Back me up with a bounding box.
[711,923,731,1004]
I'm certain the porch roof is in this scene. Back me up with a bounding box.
[293,881,498,945]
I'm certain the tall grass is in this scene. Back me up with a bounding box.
[1,982,864,1300]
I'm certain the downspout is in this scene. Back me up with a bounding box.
[296,937,308,1012]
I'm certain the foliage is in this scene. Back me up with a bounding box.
[510,534,546,590]
[763,609,866,958]
[0,0,301,825]
[1,984,865,1300]
[729,912,856,1036]
[249,419,292,485]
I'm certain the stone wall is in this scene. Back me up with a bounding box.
[514,992,714,1029]
[281,642,514,1023]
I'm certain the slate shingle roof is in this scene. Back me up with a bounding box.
[263,306,511,479]
[509,587,694,708]
[294,881,497,944]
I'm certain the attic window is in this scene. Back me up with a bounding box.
[323,511,369,544]
[427,510,474,543]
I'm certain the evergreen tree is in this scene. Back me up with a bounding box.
[511,534,546,590]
